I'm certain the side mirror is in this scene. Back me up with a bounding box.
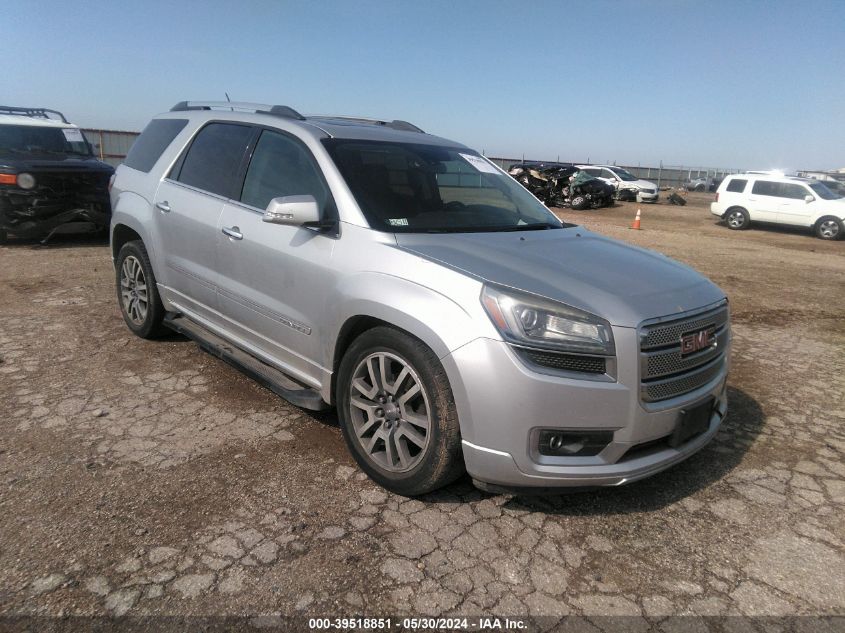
[263,195,320,226]
[804,194,815,203]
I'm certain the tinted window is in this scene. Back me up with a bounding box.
[177,123,253,197]
[601,169,617,180]
[124,119,188,172]
[241,130,330,212]
[779,183,809,200]
[751,180,779,196]
[726,178,746,193]
[584,168,601,177]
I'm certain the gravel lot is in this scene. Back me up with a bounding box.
[1,192,843,630]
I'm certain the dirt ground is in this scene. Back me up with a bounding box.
[1,191,843,631]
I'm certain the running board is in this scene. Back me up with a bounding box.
[163,314,329,411]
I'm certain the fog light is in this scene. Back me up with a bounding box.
[538,430,614,456]
[17,173,36,189]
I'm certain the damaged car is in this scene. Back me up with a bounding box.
[0,106,114,243]
[507,162,615,210]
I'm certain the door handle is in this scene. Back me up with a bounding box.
[222,226,243,240]
[155,201,171,213]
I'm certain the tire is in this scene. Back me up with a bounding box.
[694,184,706,192]
[115,240,168,339]
[815,216,843,240]
[336,326,464,496]
[570,195,588,210]
[725,207,750,230]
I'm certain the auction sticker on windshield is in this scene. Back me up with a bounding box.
[62,128,85,143]
[459,153,500,174]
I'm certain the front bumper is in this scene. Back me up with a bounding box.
[442,332,729,489]
[636,190,659,202]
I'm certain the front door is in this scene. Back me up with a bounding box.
[775,182,815,227]
[215,128,338,386]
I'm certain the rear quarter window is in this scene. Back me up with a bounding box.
[123,119,188,173]
[726,178,747,193]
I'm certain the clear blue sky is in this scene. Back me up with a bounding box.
[3,0,843,170]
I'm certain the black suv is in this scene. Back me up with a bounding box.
[0,106,114,242]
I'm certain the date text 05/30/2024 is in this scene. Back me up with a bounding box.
[308,617,528,630]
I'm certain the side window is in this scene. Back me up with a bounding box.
[779,183,809,200]
[751,180,779,197]
[123,119,188,173]
[584,168,601,177]
[176,123,253,197]
[726,179,747,193]
[240,130,330,212]
[601,169,618,180]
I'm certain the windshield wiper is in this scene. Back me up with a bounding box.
[482,223,562,232]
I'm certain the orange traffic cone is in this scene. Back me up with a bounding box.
[630,208,642,230]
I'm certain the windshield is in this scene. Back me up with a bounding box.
[323,139,563,233]
[0,125,92,157]
[612,168,637,182]
[808,182,841,200]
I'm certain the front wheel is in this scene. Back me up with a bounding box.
[815,216,843,240]
[116,240,168,338]
[336,327,464,496]
[725,208,750,230]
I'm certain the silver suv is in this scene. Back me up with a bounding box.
[111,101,731,495]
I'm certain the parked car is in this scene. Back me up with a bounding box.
[577,164,659,203]
[711,173,845,240]
[507,162,615,209]
[684,176,724,193]
[0,105,114,242]
[111,101,730,495]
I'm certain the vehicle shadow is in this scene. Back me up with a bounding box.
[427,385,765,514]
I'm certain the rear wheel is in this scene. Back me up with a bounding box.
[725,207,750,230]
[337,327,464,496]
[815,216,843,240]
[116,240,168,338]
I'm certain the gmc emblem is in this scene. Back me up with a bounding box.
[680,326,716,356]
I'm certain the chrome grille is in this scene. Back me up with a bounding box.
[640,303,729,402]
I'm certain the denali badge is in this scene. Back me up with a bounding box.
[680,326,716,356]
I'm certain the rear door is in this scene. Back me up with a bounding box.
[215,128,338,385]
[747,180,780,222]
[154,122,253,323]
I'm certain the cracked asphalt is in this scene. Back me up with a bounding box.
[1,193,844,631]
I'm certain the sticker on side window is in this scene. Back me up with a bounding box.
[62,128,85,143]
[388,218,409,226]
[459,153,500,174]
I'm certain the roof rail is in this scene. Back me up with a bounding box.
[310,115,424,133]
[169,101,305,121]
[0,105,69,123]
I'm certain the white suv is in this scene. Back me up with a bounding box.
[577,165,659,203]
[711,173,845,240]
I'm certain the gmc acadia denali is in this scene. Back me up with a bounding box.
[110,101,731,495]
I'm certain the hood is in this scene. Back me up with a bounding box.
[395,227,725,327]
[629,179,656,190]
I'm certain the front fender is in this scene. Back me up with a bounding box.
[329,271,490,363]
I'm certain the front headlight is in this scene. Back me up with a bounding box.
[17,173,36,189]
[481,285,615,355]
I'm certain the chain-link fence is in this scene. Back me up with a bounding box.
[487,157,744,190]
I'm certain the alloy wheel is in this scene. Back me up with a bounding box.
[819,220,840,239]
[348,352,432,473]
[120,255,148,325]
[728,211,746,228]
